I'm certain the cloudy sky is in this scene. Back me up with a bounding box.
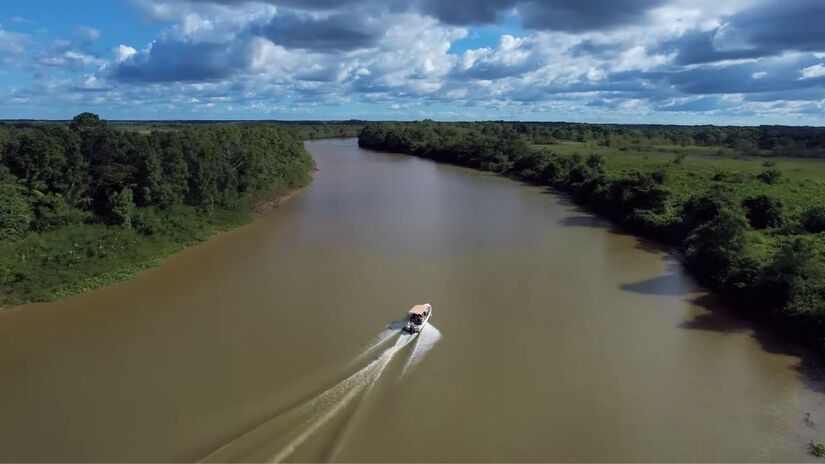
[1,0,824,123]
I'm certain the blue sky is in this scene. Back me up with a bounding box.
[1,0,824,124]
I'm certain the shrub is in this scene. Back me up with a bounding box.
[0,183,32,241]
[563,161,591,186]
[509,151,550,183]
[682,206,753,289]
[757,168,783,184]
[651,167,668,184]
[539,156,564,185]
[742,195,784,229]
[614,172,670,214]
[31,193,86,232]
[623,208,679,240]
[131,208,164,236]
[760,237,825,316]
[681,187,737,233]
[586,153,605,171]
[109,187,135,227]
[801,206,825,233]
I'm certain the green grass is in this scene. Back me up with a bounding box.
[532,141,770,158]
[0,176,311,306]
[534,143,825,219]
[531,143,825,266]
[0,205,252,305]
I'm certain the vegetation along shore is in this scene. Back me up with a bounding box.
[359,121,825,356]
[0,113,315,305]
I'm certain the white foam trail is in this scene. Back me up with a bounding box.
[344,321,409,371]
[267,332,417,463]
[200,328,421,463]
[325,331,423,461]
[363,321,406,354]
[399,324,442,379]
[203,363,372,463]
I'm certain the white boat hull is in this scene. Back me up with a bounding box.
[405,306,432,333]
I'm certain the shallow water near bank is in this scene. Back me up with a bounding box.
[1,138,823,461]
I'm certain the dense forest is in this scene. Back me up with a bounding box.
[356,120,825,157]
[359,121,825,353]
[274,121,365,140]
[3,119,366,141]
[512,121,825,157]
[0,113,313,304]
[15,118,825,156]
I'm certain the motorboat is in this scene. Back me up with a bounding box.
[404,304,432,333]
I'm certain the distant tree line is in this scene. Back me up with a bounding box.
[278,121,365,140]
[512,121,825,157]
[359,121,825,353]
[0,119,366,141]
[363,120,825,157]
[8,118,825,157]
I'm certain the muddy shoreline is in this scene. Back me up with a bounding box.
[250,168,318,215]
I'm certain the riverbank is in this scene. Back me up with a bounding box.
[0,115,315,306]
[0,176,312,307]
[358,122,825,360]
[250,168,317,215]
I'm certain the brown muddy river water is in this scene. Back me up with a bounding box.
[1,138,824,462]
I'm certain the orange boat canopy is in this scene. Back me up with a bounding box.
[408,304,430,315]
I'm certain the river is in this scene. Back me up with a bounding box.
[1,138,823,462]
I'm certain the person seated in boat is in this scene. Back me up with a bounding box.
[410,314,423,325]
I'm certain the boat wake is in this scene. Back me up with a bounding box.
[200,322,441,463]
[358,320,407,360]
[400,324,442,379]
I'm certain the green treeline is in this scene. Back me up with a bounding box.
[0,113,313,304]
[359,120,825,157]
[275,121,365,140]
[99,120,364,140]
[508,121,825,157]
[359,121,825,351]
